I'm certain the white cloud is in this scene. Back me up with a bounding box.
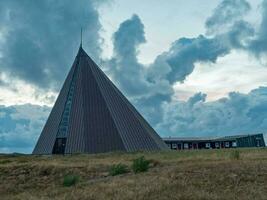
[174,50,267,101]
[0,72,56,106]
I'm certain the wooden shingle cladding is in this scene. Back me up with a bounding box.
[33,47,168,155]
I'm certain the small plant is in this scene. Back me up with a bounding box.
[132,156,150,173]
[230,150,240,160]
[63,175,79,187]
[109,163,128,176]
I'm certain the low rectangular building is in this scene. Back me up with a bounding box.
[163,133,266,150]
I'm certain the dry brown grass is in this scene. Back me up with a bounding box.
[0,148,266,200]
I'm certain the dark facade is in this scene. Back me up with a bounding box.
[163,133,266,150]
[33,46,168,155]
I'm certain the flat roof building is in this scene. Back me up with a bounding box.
[163,133,266,150]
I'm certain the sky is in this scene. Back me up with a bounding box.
[0,0,267,153]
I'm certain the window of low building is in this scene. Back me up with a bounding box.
[205,143,210,148]
[225,142,230,148]
[256,140,260,147]
[172,143,177,149]
[215,142,220,148]
[232,141,237,147]
[184,143,189,149]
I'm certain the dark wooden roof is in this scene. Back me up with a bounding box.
[33,47,168,154]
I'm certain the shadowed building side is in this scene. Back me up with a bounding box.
[65,51,126,154]
[33,46,168,154]
[88,55,167,151]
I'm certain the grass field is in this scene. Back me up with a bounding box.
[0,148,266,200]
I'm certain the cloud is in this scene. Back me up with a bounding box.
[104,8,250,124]
[0,0,258,97]
[188,92,207,106]
[157,87,267,139]
[164,35,230,83]
[0,104,50,153]
[151,2,254,84]
[103,0,254,124]
[113,14,146,61]
[205,0,251,35]
[104,14,174,124]
[249,0,267,55]
[103,9,267,141]
[0,0,105,90]
[107,14,151,97]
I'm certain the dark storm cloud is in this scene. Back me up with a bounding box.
[204,0,267,58]
[113,14,146,60]
[205,0,251,34]
[0,79,6,87]
[154,0,254,84]
[157,87,267,138]
[249,0,267,55]
[102,0,267,141]
[188,92,207,107]
[108,14,151,97]
[105,14,174,124]
[226,20,254,49]
[146,21,253,85]
[164,35,230,83]
[105,0,255,125]
[0,104,50,153]
[0,0,259,94]
[0,0,104,90]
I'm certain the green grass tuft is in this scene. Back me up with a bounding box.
[132,156,150,173]
[63,175,80,187]
[109,163,128,176]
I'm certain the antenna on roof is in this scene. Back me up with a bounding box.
[80,27,83,48]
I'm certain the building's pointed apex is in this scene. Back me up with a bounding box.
[80,27,83,48]
[78,45,84,54]
[77,43,86,58]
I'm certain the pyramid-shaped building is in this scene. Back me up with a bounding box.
[33,46,167,154]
